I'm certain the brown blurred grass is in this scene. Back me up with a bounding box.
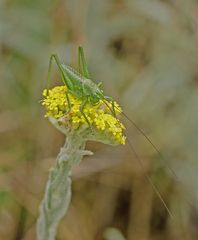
[0,0,198,239]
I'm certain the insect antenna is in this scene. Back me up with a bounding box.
[102,99,196,213]
[125,135,173,218]
[101,99,172,215]
[120,111,178,179]
[121,108,197,212]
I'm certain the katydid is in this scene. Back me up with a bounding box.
[47,46,116,126]
[46,46,194,218]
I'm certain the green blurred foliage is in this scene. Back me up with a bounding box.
[0,0,198,239]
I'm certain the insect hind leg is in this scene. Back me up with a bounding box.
[46,53,72,90]
[78,46,90,78]
[47,54,62,88]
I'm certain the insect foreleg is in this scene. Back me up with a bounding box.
[104,96,117,117]
[65,92,71,114]
[79,98,93,130]
[78,46,90,79]
[111,101,116,117]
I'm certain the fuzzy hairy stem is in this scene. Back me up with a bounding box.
[36,130,91,240]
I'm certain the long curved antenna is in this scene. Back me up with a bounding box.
[120,111,180,179]
[102,99,178,181]
[102,99,173,217]
[117,106,195,210]
[126,136,173,218]
[103,100,194,215]
[103,97,173,218]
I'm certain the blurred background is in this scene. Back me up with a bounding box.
[0,0,198,239]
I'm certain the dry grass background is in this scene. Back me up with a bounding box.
[0,0,198,239]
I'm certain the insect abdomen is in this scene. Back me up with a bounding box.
[61,64,84,84]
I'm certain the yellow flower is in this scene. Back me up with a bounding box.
[42,86,126,145]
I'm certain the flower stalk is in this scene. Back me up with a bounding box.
[36,127,92,240]
[37,83,126,239]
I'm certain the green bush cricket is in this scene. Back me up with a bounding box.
[47,46,117,127]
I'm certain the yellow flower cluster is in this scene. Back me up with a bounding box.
[42,86,126,144]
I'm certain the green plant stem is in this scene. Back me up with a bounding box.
[36,129,91,240]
